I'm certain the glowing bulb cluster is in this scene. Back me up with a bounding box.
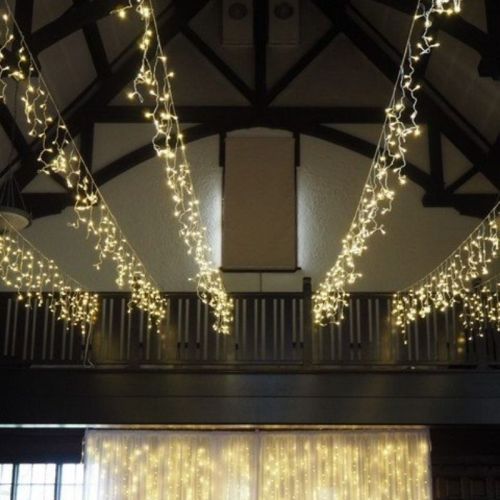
[0,216,98,333]
[393,203,499,338]
[115,0,233,334]
[459,277,500,340]
[84,431,431,500]
[0,9,166,329]
[313,0,463,327]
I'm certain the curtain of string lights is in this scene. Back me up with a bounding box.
[394,202,499,341]
[312,0,463,327]
[114,0,233,335]
[0,3,166,330]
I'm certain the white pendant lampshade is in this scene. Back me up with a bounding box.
[0,173,31,232]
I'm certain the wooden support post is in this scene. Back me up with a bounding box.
[302,277,313,366]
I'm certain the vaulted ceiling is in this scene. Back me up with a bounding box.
[0,0,498,292]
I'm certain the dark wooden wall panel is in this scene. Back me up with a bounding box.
[2,370,500,425]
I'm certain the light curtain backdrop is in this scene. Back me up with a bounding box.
[84,429,431,500]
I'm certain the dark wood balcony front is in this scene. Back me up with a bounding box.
[1,285,499,370]
[1,284,500,427]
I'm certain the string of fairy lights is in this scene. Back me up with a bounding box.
[393,202,499,340]
[0,214,98,333]
[460,272,500,340]
[114,0,233,334]
[0,0,493,344]
[312,0,463,327]
[0,2,166,330]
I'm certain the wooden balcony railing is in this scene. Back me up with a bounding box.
[1,280,499,369]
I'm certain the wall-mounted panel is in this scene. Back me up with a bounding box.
[223,137,297,271]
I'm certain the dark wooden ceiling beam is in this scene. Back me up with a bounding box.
[91,105,388,124]
[181,26,255,103]
[23,192,74,219]
[445,136,500,194]
[428,124,445,193]
[12,0,210,191]
[364,0,497,64]
[82,23,111,77]
[78,122,434,194]
[79,125,95,171]
[422,193,498,218]
[253,0,269,106]
[28,120,494,220]
[479,0,500,80]
[71,0,111,78]
[324,5,500,190]
[302,123,433,192]
[444,166,479,194]
[265,25,341,105]
[93,123,219,186]
[0,104,34,166]
[30,0,123,54]
[14,0,34,41]
[62,0,209,135]
[476,136,500,190]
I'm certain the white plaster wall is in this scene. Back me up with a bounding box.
[13,131,481,293]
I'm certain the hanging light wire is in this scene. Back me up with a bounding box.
[114,0,233,334]
[0,213,99,332]
[0,1,166,329]
[459,271,500,340]
[312,0,463,327]
[393,200,499,338]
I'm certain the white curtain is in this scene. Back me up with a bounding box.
[84,429,431,500]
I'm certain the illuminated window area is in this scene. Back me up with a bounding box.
[59,464,84,500]
[17,464,56,499]
[0,464,83,500]
[0,464,13,500]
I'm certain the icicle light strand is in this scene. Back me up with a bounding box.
[115,0,233,334]
[393,201,499,339]
[459,274,500,340]
[0,5,166,329]
[0,215,99,333]
[312,0,463,327]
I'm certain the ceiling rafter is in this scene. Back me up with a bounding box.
[10,0,211,191]
[303,123,433,191]
[479,0,500,79]
[72,0,111,78]
[181,26,255,103]
[26,119,434,219]
[79,124,95,171]
[253,0,269,106]
[0,104,34,167]
[23,192,74,219]
[23,123,219,218]
[316,1,500,192]
[421,193,498,218]
[364,0,498,67]
[0,0,493,222]
[427,123,445,193]
[19,118,492,220]
[443,136,500,194]
[29,0,123,54]
[264,25,342,105]
[91,105,388,124]
[93,123,218,185]
[14,0,34,42]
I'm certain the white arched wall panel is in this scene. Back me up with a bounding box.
[7,134,486,293]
